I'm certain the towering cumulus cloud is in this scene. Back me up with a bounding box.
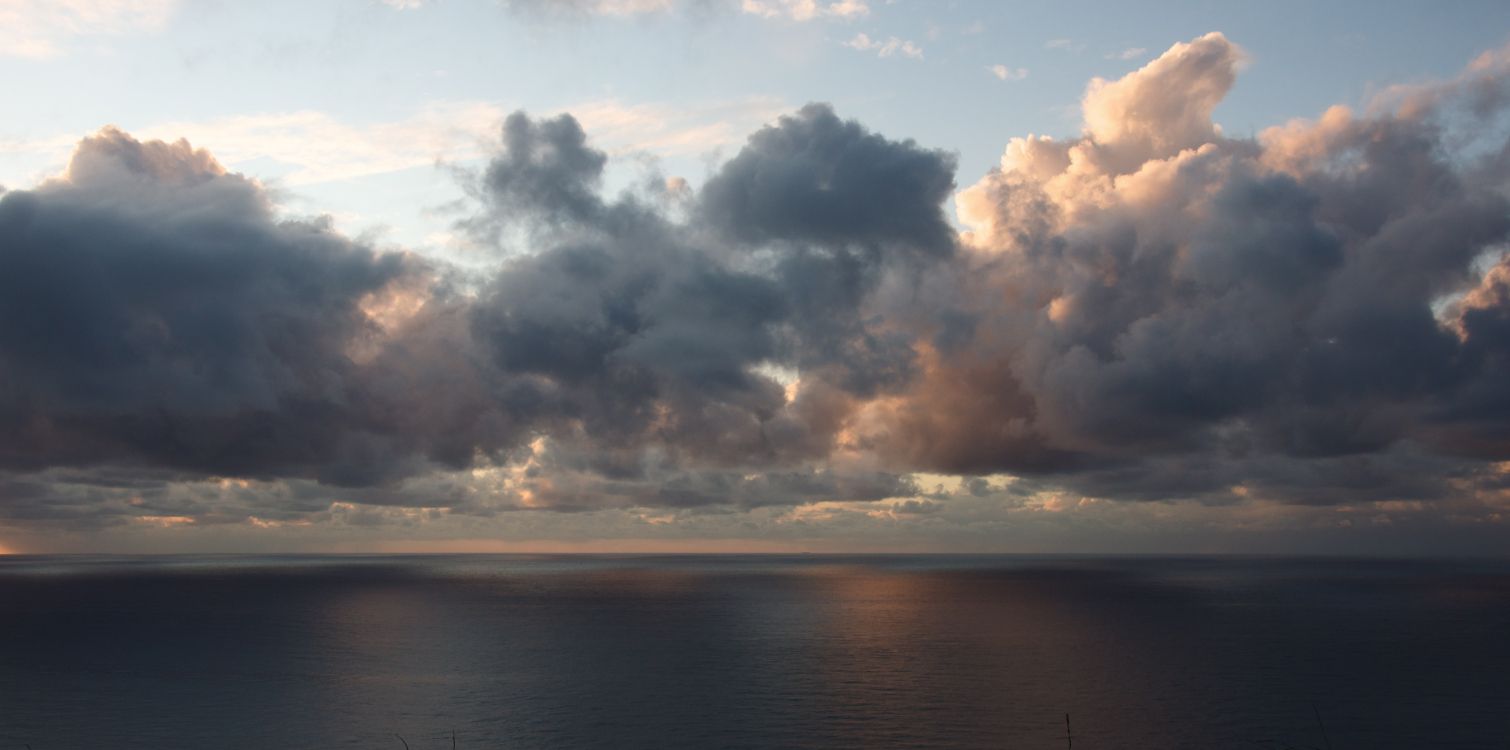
[3,33,1510,541]
[937,32,1510,503]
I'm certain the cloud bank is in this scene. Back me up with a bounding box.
[0,0,176,59]
[4,32,1510,548]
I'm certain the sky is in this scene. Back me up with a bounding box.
[2,0,1510,555]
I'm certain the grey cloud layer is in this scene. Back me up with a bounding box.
[4,33,1510,533]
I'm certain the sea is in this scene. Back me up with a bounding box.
[0,554,1506,749]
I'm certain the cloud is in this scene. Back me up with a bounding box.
[141,102,508,186]
[1,97,788,189]
[843,33,923,60]
[1045,38,1085,53]
[7,33,1510,550]
[0,128,441,486]
[1079,32,1244,169]
[0,0,175,59]
[930,32,1510,505]
[1108,47,1147,60]
[741,0,868,21]
[0,102,956,528]
[484,0,865,22]
[989,65,1028,81]
[460,103,957,476]
[698,103,956,254]
[592,0,676,13]
[499,0,676,19]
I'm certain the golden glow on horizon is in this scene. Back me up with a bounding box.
[246,516,313,529]
[132,515,196,527]
[324,538,828,554]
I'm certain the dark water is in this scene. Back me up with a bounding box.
[1,555,1508,749]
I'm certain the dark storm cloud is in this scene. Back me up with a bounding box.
[0,129,433,485]
[700,104,958,396]
[0,130,541,496]
[700,103,957,257]
[460,104,958,472]
[469,111,608,229]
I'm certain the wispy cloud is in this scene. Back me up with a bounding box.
[0,0,176,58]
[1,97,787,188]
[492,0,676,18]
[1044,37,1085,53]
[844,32,923,60]
[988,64,1028,81]
[1107,46,1147,60]
[742,0,868,21]
[566,0,675,15]
[395,0,858,21]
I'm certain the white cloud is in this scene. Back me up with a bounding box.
[1080,32,1243,166]
[0,0,176,58]
[1044,37,1085,53]
[1108,46,1147,60]
[491,0,674,17]
[586,0,675,15]
[844,32,922,60]
[139,103,503,186]
[564,97,788,157]
[0,132,80,182]
[741,0,868,22]
[989,64,1028,81]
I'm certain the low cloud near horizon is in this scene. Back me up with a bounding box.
[4,32,1510,553]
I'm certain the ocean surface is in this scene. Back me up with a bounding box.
[0,555,1507,749]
